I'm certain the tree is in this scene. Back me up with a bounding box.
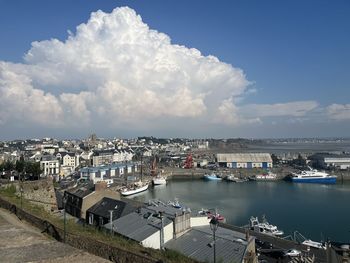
[271,154,280,165]
[26,162,42,177]
[4,160,14,171]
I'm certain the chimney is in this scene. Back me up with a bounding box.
[95,181,107,191]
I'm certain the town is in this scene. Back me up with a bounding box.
[0,135,350,262]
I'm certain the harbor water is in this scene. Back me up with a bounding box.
[130,179,350,243]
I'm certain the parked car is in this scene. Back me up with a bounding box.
[284,249,301,257]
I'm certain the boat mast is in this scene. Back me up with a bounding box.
[140,154,143,182]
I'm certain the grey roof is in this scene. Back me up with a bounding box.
[145,201,189,218]
[41,155,58,161]
[86,197,136,220]
[104,207,172,242]
[66,184,94,198]
[217,153,272,163]
[309,153,350,159]
[165,225,250,263]
[93,149,114,156]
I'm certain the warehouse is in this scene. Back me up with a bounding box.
[216,153,273,169]
[308,153,350,170]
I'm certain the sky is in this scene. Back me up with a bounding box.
[0,0,349,140]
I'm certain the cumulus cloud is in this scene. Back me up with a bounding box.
[326,104,350,120]
[0,7,252,133]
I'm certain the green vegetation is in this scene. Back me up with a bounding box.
[0,186,196,263]
[0,184,17,196]
[0,158,42,177]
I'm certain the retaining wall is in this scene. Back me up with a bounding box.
[0,197,160,263]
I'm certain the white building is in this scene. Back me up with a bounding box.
[104,202,207,250]
[79,162,138,185]
[217,153,273,169]
[40,155,60,176]
[57,152,80,176]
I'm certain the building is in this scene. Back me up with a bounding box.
[64,181,120,219]
[105,207,174,249]
[217,153,273,169]
[104,201,196,250]
[40,155,60,176]
[86,197,136,227]
[308,153,350,170]
[103,200,209,250]
[165,225,257,263]
[92,150,114,166]
[57,152,80,176]
[79,162,139,185]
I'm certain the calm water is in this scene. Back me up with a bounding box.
[130,179,350,243]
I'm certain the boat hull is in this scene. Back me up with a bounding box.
[291,176,337,184]
[152,177,167,185]
[121,184,149,196]
[203,175,222,181]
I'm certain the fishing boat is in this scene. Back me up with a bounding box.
[121,181,149,196]
[289,167,336,184]
[226,174,248,183]
[293,231,327,250]
[249,215,284,236]
[203,174,222,181]
[254,171,278,181]
[168,198,182,208]
[208,209,226,222]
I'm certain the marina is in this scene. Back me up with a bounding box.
[130,178,350,243]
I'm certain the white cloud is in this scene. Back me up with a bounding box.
[326,104,350,120]
[0,7,250,133]
[240,101,319,118]
[0,62,63,126]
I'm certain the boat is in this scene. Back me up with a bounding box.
[302,239,326,250]
[208,209,226,222]
[198,208,211,216]
[289,167,337,184]
[203,174,222,181]
[152,175,167,185]
[150,156,167,185]
[121,181,149,196]
[249,215,284,236]
[168,198,182,209]
[293,231,327,250]
[254,171,278,181]
[226,175,248,183]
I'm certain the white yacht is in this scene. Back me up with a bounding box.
[290,167,336,184]
[121,181,149,196]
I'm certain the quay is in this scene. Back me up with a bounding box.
[162,166,350,181]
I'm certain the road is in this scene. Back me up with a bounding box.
[0,208,110,262]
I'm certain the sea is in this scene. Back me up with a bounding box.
[129,179,350,243]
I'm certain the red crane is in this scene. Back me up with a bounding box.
[183,153,193,169]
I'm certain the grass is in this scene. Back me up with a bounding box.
[0,185,196,263]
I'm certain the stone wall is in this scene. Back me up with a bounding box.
[15,178,57,212]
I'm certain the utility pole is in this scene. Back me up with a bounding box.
[159,211,164,250]
[109,210,114,235]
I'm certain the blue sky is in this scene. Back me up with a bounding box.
[0,0,349,139]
